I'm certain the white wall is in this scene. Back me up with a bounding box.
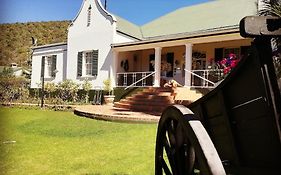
[67,0,117,89]
[114,32,137,44]
[31,44,67,88]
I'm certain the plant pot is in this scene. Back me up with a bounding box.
[104,95,115,105]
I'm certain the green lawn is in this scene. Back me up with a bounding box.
[0,107,158,175]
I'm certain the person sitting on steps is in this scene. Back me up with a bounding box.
[164,79,182,88]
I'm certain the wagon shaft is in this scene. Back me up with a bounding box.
[155,16,281,175]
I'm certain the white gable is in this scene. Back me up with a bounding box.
[67,0,117,87]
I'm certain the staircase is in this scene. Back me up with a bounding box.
[114,87,175,115]
[174,87,203,106]
[114,87,204,115]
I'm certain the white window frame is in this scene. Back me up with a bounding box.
[82,51,94,77]
[44,55,53,78]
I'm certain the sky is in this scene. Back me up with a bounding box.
[0,0,211,25]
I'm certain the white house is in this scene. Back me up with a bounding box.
[31,0,258,89]
[31,43,67,87]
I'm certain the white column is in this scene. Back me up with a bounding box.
[154,47,162,87]
[111,50,118,88]
[184,43,193,87]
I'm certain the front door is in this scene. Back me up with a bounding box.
[149,54,155,71]
[166,53,174,77]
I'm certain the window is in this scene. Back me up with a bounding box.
[77,50,98,77]
[215,47,243,62]
[224,48,240,58]
[85,52,93,76]
[45,56,53,77]
[87,5,92,27]
[41,55,57,78]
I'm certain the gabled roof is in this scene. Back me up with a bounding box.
[117,0,257,39]
[32,42,67,50]
[115,15,143,40]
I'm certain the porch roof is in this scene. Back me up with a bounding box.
[113,0,257,40]
[111,25,244,51]
[141,0,257,38]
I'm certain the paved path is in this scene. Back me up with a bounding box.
[74,104,160,123]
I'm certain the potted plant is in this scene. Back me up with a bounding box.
[103,78,115,105]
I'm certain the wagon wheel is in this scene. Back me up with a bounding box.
[155,105,226,175]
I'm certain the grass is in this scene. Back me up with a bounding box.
[0,107,158,175]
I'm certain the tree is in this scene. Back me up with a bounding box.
[258,0,281,79]
[258,0,281,17]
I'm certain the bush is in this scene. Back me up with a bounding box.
[0,76,29,103]
[57,80,79,102]
[44,82,57,99]
[81,79,92,103]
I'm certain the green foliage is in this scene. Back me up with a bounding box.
[259,0,281,17]
[103,78,112,95]
[0,67,13,77]
[0,108,157,174]
[0,76,29,103]
[81,79,92,92]
[44,82,57,98]
[258,1,281,79]
[57,79,79,102]
[81,79,92,103]
[0,21,70,67]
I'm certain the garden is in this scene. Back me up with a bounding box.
[0,107,157,174]
[0,68,118,107]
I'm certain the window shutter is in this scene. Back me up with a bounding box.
[92,50,98,76]
[41,56,45,78]
[214,48,223,62]
[77,52,83,77]
[51,55,57,77]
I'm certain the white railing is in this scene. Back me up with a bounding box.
[185,69,224,88]
[116,71,155,88]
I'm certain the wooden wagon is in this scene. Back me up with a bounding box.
[155,16,281,175]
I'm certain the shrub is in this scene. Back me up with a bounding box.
[44,82,57,99]
[0,76,29,103]
[81,79,92,103]
[103,78,113,95]
[57,80,79,102]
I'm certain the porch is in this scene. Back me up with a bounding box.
[111,31,252,89]
[116,69,224,89]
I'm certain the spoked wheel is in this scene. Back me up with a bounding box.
[155,105,226,175]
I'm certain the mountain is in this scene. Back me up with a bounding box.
[0,21,70,68]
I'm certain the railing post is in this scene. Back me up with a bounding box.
[124,73,127,86]
[111,50,118,88]
[184,43,193,87]
[154,47,162,87]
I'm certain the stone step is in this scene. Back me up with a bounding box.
[119,99,174,106]
[114,102,169,114]
[135,91,172,96]
[144,87,173,93]
[112,106,131,112]
[113,87,203,114]
[128,95,174,101]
